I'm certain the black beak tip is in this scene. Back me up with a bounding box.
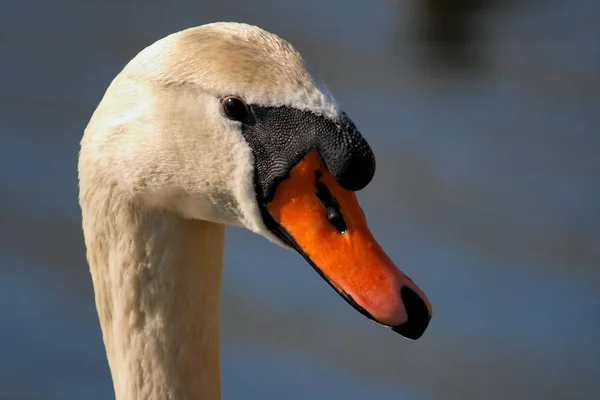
[391,318,430,340]
[391,286,432,340]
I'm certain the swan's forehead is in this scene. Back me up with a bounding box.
[135,23,338,118]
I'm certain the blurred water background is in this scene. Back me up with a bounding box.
[1,0,599,399]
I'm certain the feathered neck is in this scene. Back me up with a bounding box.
[81,192,224,400]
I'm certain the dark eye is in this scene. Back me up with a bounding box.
[221,96,250,122]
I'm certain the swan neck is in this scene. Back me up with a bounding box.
[83,199,224,400]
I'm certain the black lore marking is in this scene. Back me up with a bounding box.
[315,171,347,233]
[246,105,378,324]
[240,106,376,205]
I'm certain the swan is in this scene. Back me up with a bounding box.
[78,22,432,400]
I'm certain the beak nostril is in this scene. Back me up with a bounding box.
[314,170,347,233]
[391,286,431,340]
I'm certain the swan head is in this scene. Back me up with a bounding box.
[80,22,432,339]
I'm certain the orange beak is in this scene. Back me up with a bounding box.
[266,151,432,339]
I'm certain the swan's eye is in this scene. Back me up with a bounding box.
[222,96,250,122]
